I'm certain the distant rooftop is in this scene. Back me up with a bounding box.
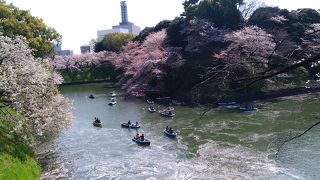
[96,1,140,41]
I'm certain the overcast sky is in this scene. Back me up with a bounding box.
[4,0,320,54]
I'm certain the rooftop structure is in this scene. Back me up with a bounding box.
[96,1,140,41]
[120,1,128,25]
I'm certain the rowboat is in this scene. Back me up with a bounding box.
[148,107,156,113]
[132,138,151,146]
[164,129,177,138]
[121,122,141,129]
[159,111,175,117]
[93,121,102,127]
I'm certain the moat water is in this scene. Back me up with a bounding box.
[39,83,320,179]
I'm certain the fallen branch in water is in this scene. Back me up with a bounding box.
[277,120,320,154]
[198,95,225,120]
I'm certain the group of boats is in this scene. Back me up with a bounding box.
[93,120,177,146]
[148,106,176,117]
[108,91,117,105]
[147,99,176,117]
[91,94,178,146]
[131,127,177,146]
[88,91,117,105]
[91,94,180,146]
[121,121,151,146]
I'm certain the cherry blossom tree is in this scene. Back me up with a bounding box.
[114,30,184,96]
[198,23,320,93]
[197,26,276,92]
[0,35,72,139]
[50,31,184,97]
[51,51,116,71]
[302,23,320,87]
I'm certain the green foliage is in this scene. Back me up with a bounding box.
[248,7,284,28]
[249,7,320,36]
[185,0,244,29]
[289,9,320,36]
[165,54,212,94]
[154,20,172,31]
[166,17,187,47]
[133,20,171,42]
[182,0,200,10]
[0,103,40,179]
[0,103,33,161]
[94,33,134,53]
[93,40,104,52]
[0,153,40,180]
[60,64,122,84]
[133,27,154,42]
[294,8,320,24]
[289,67,309,86]
[0,1,61,58]
[271,67,310,89]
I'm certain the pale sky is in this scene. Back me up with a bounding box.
[4,0,320,54]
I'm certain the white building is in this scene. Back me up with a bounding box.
[97,1,140,42]
[97,28,129,41]
[112,22,141,36]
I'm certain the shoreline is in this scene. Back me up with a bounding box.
[223,87,320,104]
[60,81,320,105]
[59,80,117,87]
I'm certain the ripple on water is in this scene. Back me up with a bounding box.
[182,141,302,179]
[41,85,319,179]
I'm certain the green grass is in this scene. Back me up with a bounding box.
[0,153,40,180]
[0,102,41,179]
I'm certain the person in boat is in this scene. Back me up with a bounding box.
[169,127,173,133]
[140,133,144,141]
[135,132,140,140]
[128,120,131,125]
[168,111,172,115]
[150,106,154,110]
[94,117,101,123]
[166,126,169,132]
[135,121,139,126]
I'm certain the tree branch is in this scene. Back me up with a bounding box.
[277,120,320,154]
[235,53,320,84]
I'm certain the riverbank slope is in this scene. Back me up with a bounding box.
[0,103,40,179]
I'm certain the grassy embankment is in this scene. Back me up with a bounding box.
[0,102,40,179]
